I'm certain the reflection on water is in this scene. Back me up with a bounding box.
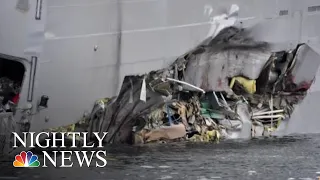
[1,134,320,180]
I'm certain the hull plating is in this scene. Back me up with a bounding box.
[0,0,320,138]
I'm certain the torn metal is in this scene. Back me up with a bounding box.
[56,26,317,145]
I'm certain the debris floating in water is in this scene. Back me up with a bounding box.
[140,165,155,169]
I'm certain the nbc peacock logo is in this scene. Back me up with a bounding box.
[13,151,40,167]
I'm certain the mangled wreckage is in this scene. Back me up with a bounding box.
[50,26,319,145]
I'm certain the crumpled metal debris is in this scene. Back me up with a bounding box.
[61,26,315,145]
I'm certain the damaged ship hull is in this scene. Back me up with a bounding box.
[1,0,320,150]
[84,27,320,144]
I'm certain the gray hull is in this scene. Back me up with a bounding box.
[1,0,320,145]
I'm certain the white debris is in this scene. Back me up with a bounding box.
[248,170,257,175]
[140,165,155,169]
[206,4,239,38]
[158,165,171,169]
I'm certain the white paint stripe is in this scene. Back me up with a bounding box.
[46,22,210,40]
[46,17,255,40]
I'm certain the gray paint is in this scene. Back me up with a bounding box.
[274,43,320,136]
[0,0,320,135]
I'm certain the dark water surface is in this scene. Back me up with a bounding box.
[1,134,320,180]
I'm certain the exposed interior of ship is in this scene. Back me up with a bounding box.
[0,57,25,113]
